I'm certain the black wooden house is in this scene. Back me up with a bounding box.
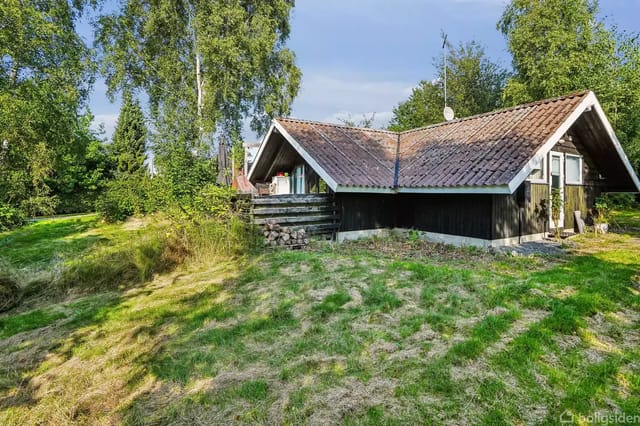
[248,91,640,247]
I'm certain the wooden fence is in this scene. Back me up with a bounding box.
[250,194,339,239]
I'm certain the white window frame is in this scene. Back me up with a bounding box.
[565,154,583,185]
[528,155,547,184]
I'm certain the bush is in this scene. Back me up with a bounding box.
[192,184,238,220]
[0,204,26,231]
[96,175,151,223]
[602,193,638,209]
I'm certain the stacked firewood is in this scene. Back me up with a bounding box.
[263,220,309,247]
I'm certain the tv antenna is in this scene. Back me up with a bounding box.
[442,32,454,122]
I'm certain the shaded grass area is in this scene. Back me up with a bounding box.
[0,215,101,269]
[612,208,640,229]
[0,215,639,424]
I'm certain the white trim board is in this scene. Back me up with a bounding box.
[508,91,640,193]
[591,99,640,192]
[396,185,512,194]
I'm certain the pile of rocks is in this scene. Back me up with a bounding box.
[263,221,309,247]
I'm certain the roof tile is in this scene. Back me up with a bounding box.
[274,91,590,189]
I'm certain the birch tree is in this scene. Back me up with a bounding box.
[96,0,301,147]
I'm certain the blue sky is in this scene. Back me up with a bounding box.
[82,0,640,142]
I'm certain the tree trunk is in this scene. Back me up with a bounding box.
[190,8,205,145]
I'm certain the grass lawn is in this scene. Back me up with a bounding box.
[0,212,639,425]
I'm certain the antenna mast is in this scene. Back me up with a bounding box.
[441,33,455,122]
[442,33,448,109]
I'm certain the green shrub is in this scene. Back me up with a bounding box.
[96,175,153,222]
[192,184,237,220]
[0,204,26,231]
[604,193,638,209]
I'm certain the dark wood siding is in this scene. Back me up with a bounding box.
[397,195,493,240]
[564,185,585,230]
[337,194,494,239]
[336,194,397,232]
[491,183,548,240]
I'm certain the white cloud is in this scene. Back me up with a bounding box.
[291,73,413,129]
[293,73,413,115]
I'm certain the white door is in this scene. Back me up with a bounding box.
[549,152,564,229]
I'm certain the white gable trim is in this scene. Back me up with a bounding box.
[508,91,640,193]
[508,92,596,193]
[274,120,339,191]
[247,120,339,191]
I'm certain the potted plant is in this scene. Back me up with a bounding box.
[550,188,562,240]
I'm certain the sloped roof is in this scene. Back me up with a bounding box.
[398,91,588,188]
[248,91,640,194]
[274,119,398,188]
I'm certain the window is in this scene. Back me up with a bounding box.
[565,154,582,185]
[550,154,561,189]
[528,156,546,183]
[291,164,306,194]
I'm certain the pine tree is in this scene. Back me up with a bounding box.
[112,93,147,175]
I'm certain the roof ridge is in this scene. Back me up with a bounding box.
[276,117,398,135]
[399,90,592,136]
[276,91,591,137]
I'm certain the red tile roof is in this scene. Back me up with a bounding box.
[273,91,591,190]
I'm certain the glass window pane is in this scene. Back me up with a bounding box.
[566,156,581,183]
[551,157,560,175]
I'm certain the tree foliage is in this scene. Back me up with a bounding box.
[389,41,507,131]
[95,0,301,214]
[112,93,147,175]
[96,0,301,140]
[0,0,110,222]
[499,0,640,171]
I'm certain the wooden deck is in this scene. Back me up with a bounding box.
[250,194,339,239]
